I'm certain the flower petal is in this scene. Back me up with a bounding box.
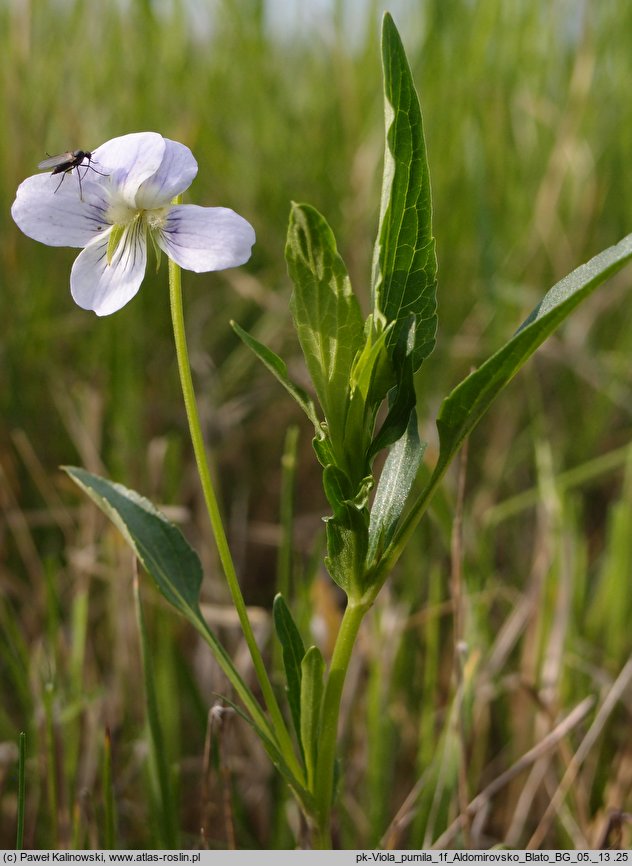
[156,205,256,272]
[11,174,111,247]
[92,132,166,206]
[70,221,147,316]
[135,139,198,209]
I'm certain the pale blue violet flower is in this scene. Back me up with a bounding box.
[11,131,256,316]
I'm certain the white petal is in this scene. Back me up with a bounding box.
[135,139,198,209]
[92,132,165,206]
[11,174,111,247]
[70,221,147,316]
[156,205,256,272]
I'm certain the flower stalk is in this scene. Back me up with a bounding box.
[167,250,301,779]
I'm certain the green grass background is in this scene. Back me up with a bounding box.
[2,0,632,849]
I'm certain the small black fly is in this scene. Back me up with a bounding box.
[38,150,108,199]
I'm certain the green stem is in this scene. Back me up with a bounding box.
[167,255,299,778]
[313,598,371,847]
[308,456,447,845]
[312,448,451,845]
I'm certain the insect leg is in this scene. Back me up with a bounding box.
[54,172,67,193]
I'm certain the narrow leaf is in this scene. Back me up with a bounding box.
[286,203,364,438]
[434,233,632,483]
[231,320,323,434]
[372,13,437,372]
[63,467,278,753]
[273,594,306,745]
[343,315,395,460]
[349,315,396,407]
[300,646,325,789]
[64,466,202,617]
[368,410,426,565]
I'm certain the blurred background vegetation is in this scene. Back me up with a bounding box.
[2,0,632,850]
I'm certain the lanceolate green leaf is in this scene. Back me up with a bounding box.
[372,232,632,593]
[433,233,632,483]
[65,466,203,616]
[273,594,306,745]
[368,410,425,565]
[231,320,323,435]
[372,13,437,372]
[62,467,277,756]
[286,203,364,440]
[300,646,325,789]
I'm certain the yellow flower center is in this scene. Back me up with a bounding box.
[105,198,170,265]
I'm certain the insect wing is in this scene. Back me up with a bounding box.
[38,152,78,171]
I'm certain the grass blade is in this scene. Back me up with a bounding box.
[133,572,179,848]
[16,731,26,849]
